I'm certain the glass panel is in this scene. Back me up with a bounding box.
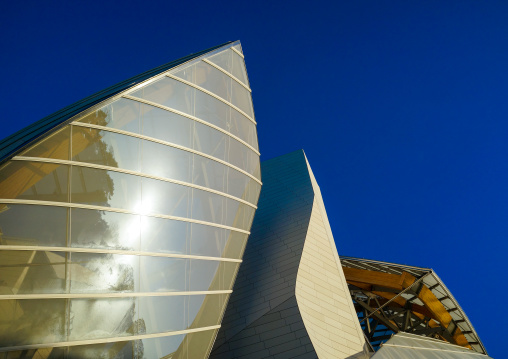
[70,166,140,211]
[70,252,140,293]
[0,161,69,203]
[139,296,186,334]
[78,98,141,134]
[189,223,225,258]
[224,201,256,230]
[236,202,253,231]
[71,208,140,251]
[224,198,240,228]
[0,250,67,294]
[0,299,66,347]
[194,90,228,131]
[232,50,249,86]
[140,216,189,254]
[0,204,67,247]
[232,80,254,118]
[69,297,137,340]
[174,62,232,104]
[141,178,190,218]
[188,294,223,328]
[19,126,71,160]
[230,107,258,150]
[207,49,233,74]
[192,121,226,161]
[191,188,224,224]
[223,231,248,259]
[141,334,185,359]
[141,103,193,149]
[1,347,66,358]
[252,161,261,180]
[171,64,193,82]
[130,77,195,116]
[130,75,258,150]
[185,329,217,359]
[245,178,261,204]
[140,257,188,292]
[228,137,258,176]
[222,262,239,290]
[141,140,192,183]
[189,259,220,291]
[67,341,136,358]
[192,155,226,193]
[232,43,243,54]
[225,166,249,201]
[71,126,140,172]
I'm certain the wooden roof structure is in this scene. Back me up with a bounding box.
[339,256,487,355]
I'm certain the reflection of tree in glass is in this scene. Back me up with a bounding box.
[71,111,125,208]
[0,110,145,350]
[82,108,111,127]
[71,209,116,249]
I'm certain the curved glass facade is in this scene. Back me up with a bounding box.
[0,41,259,358]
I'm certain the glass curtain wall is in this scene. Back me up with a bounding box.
[0,42,259,359]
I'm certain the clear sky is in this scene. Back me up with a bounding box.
[1,0,506,356]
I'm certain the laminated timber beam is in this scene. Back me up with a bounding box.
[344,266,471,349]
[342,267,415,291]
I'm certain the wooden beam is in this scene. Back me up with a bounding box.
[343,267,414,291]
[453,327,472,349]
[344,266,472,349]
[417,285,453,328]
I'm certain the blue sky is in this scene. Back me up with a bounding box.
[1,0,506,356]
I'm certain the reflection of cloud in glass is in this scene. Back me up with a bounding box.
[70,253,138,293]
[69,298,136,341]
[71,209,140,251]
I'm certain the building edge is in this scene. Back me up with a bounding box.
[0,41,234,165]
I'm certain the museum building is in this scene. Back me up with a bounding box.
[0,41,493,358]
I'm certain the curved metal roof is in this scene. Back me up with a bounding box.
[0,41,232,165]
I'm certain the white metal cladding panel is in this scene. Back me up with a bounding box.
[295,155,369,359]
[212,150,370,359]
[0,41,258,358]
[371,333,493,359]
[211,150,318,359]
[296,199,368,359]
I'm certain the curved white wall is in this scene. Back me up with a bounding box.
[295,157,369,359]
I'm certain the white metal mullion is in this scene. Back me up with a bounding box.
[12,156,257,209]
[121,95,259,155]
[0,325,221,352]
[0,199,250,234]
[166,74,256,125]
[202,58,251,92]
[0,290,231,300]
[70,122,262,185]
[231,47,244,58]
[0,245,242,262]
